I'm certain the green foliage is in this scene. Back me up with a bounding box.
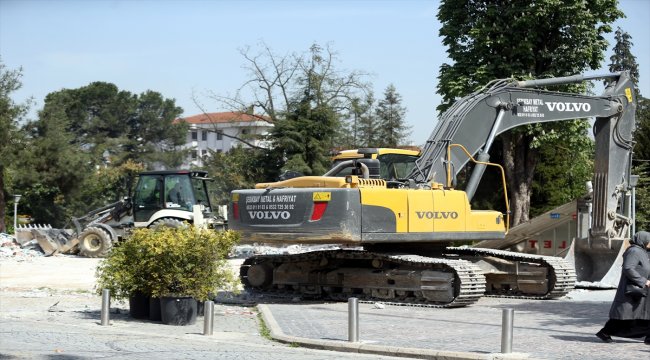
[436,0,622,225]
[96,227,240,301]
[634,163,650,232]
[632,98,649,231]
[437,0,622,109]
[272,96,338,176]
[13,96,91,226]
[40,82,187,169]
[609,27,640,95]
[217,42,370,180]
[10,81,187,226]
[375,84,410,147]
[0,59,30,232]
[531,121,594,216]
[345,92,378,148]
[203,146,267,205]
[635,97,650,161]
[78,161,146,211]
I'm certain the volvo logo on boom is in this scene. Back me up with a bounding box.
[416,211,459,220]
[545,102,591,112]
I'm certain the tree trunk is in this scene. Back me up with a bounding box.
[501,132,539,227]
[0,165,6,233]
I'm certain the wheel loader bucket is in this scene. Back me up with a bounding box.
[565,237,626,288]
[15,225,76,255]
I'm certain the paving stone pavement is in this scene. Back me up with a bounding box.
[260,296,650,360]
[0,291,411,360]
[2,256,649,359]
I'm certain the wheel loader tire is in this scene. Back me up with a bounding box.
[150,218,187,230]
[78,227,112,258]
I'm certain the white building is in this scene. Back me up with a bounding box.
[177,112,273,168]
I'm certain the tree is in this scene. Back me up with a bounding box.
[375,84,410,147]
[15,97,91,226]
[203,146,267,205]
[0,60,29,233]
[205,42,370,180]
[11,83,186,226]
[437,0,623,226]
[41,82,187,169]
[609,27,640,93]
[351,92,379,147]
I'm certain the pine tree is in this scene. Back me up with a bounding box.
[375,84,410,147]
[609,27,640,92]
[353,92,379,147]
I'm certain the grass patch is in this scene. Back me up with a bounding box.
[256,307,272,340]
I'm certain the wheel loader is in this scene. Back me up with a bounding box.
[17,170,226,257]
[228,72,637,307]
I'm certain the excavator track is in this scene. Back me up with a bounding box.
[445,247,576,299]
[240,249,486,308]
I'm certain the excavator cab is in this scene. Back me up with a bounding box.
[330,147,420,181]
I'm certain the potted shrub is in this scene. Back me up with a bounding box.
[96,226,240,325]
[95,236,153,319]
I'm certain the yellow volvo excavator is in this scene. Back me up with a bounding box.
[229,72,636,307]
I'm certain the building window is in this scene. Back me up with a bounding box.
[191,131,197,141]
[201,149,209,158]
[216,131,223,140]
[241,128,249,135]
[216,149,223,154]
[191,150,198,160]
[201,131,207,141]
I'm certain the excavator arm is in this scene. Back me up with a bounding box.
[410,72,636,242]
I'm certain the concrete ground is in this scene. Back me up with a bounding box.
[1,254,649,360]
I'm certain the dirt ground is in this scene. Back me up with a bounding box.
[0,254,244,294]
[0,255,101,292]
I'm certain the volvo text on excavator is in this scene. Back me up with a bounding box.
[229,72,636,307]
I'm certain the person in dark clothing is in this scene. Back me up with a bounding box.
[596,231,650,343]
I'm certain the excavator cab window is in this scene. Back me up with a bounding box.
[329,153,418,180]
[377,154,419,180]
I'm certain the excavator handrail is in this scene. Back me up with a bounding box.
[446,143,510,234]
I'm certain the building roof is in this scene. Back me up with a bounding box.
[177,112,272,125]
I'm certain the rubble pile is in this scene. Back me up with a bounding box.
[0,233,45,259]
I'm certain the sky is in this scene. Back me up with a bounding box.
[1,0,649,146]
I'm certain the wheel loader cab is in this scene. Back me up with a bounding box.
[132,170,213,224]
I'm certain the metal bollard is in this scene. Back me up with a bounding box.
[101,289,110,326]
[501,308,514,353]
[203,300,214,335]
[348,297,359,342]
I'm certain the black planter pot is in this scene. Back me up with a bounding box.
[129,292,150,319]
[160,296,197,326]
[196,299,203,317]
[149,297,162,322]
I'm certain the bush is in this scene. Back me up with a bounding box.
[95,226,240,301]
